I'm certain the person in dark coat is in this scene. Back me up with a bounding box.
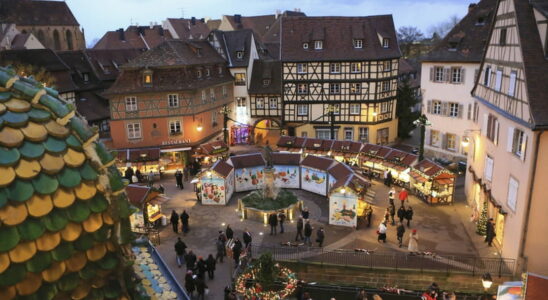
[295,217,304,241]
[397,206,406,223]
[195,275,208,300]
[216,236,225,263]
[365,206,373,227]
[170,210,179,233]
[405,206,414,228]
[174,237,187,267]
[485,218,496,246]
[304,221,313,246]
[243,229,252,248]
[226,224,234,240]
[232,238,243,266]
[389,204,396,225]
[386,171,393,187]
[206,254,216,279]
[268,213,278,235]
[196,256,207,279]
[135,169,142,183]
[124,167,134,183]
[301,207,310,220]
[184,271,195,296]
[180,210,190,233]
[175,169,184,189]
[316,227,325,247]
[278,211,286,234]
[185,250,197,270]
[396,221,406,247]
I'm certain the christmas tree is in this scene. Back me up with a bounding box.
[476,200,488,235]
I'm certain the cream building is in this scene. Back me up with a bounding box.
[465,0,548,275]
[421,0,496,162]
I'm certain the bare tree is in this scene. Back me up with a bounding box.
[427,15,461,40]
[397,26,424,58]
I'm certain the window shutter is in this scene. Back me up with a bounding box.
[494,120,500,145]
[482,113,488,135]
[460,68,466,84]
[467,103,472,120]
[441,102,449,116]
[458,104,464,118]
[425,129,431,146]
[426,100,432,114]
[520,134,527,161]
[455,135,460,152]
[443,68,450,82]
[429,67,434,81]
[506,127,514,152]
[441,133,447,149]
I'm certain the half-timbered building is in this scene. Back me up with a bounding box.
[104,40,233,170]
[280,16,401,144]
[465,0,548,275]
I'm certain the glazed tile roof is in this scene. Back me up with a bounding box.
[0,67,143,299]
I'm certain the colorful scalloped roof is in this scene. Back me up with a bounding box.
[0,67,146,300]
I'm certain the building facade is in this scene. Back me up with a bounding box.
[465,0,548,275]
[421,0,496,162]
[280,16,401,144]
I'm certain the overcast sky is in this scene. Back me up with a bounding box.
[65,0,469,46]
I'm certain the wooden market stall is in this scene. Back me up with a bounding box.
[410,159,456,205]
[359,143,392,178]
[198,160,235,205]
[330,140,363,165]
[328,173,370,228]
[194,140,229,168]
[229,153,267,192]
[271,152,301,189]
[303,138,334,157]
[276,135,307,153]
[117,147,161,179]
[126,184,168,229]
[300,155,335,196]
[383,149,418,188]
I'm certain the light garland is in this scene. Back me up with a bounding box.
[235,264,298,300]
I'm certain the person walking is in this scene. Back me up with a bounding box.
[175,169,184,189]
[124,167,134,183]
[196,256,207,279]
[148,170,155,187]
[180,210,190,234]
[397,206,406,223]
[405,206,414,228]
[301,207,310,220]
[408,229,419,253]
[388,187,396,206]
[185,250,197,271]
[396,222,406,248]
[304,220,313,246]
[377,221,387,243]
[174,237,187,267]
[389,204,396,225]
[399,188,408,207]
[243,229,252,249]
[170,210,179,233]
[232,238,243,266]
[386,171,393,187]
[485,218,496,247]
[135,169,142,183]
[295,216,304,241]
[195,275,208,300]
[226,224,234,240]
[184,270,195,297]
[316,227,325,247]
[268,212,278,235]
[384,208,390,224]
[383,169,389,186]
[278,210,286,234]
[365,206,373,227]
[206,254,216,279]
[215,237,225,263]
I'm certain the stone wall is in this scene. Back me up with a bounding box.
[281,261,514,294]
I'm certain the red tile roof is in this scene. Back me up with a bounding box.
[200,141,228,155]
[271,153,301,165]
[385,149,418,166]
[229,153,265,169]
[331,140,363,154]
[166,18,211,40]
[211,160,233,178]
[301,155,334,171]
[0,0,80,26]
[328,162,353,180]
[414,159,444,177]
[93,26,173,51]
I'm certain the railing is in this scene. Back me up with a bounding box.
[251,245,516,277]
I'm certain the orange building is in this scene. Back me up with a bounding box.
[104,40,233,171]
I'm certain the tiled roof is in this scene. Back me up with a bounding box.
[0,67,139,298]
[225,14,278,39]
[281,16,401,62]
[56,51,102,89]
[385,149,418,166]
[422,0,496,62]
[206,19,221,30]
[75,91,110,122]
[0,0,79,26]
[414,159,444,177]
[93,26,173,51]
[211,29,254,68]
[84,49,141,82]
[125,184,151,207]
[166,18,211,40]
[331,140,362,154]
[328,161,353,180]
[271,152,301,165]
[229,153,265,169]
[200,140,228,155]
[360,143,392,158]
[304,138,333,151]
[301,155,334,171]
[211,160,234,178]
[248,60,282,94]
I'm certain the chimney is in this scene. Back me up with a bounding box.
[234,14,242,23]
[117,28,125,41]
[158,26,164,36]
[191,17,196,25]
[468,3,477,12]
[275,9,281,19]
[200,18,205,23]
[149,21,154,29]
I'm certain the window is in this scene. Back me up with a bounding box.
[211,111,218,126]
[82,73,89,83]
[236,51,244,59]
[430,129,441,147]
[377,128,389,144]
[507,127,526,159]
[263,79,270,86]
[380,102,389,113]
[431,100,442,115]
[353,39,363,48]
[499,28,507,46]
[269,97,277,109]
[330,63,341,74]
[329,83,341,94]
[484,66,492,86]
[297,63,307,74]
[222,85,228,97]
[297,84,308,94]
[197,70,202,78]
[205,69,210,77]
[168,94,179,107]
[350,83,361,94]
[484,155,494,182]
[473,102,479,122]
[316,129,334,140]
[314,40,323,50]
[301,131,308,137]
[382,81,390,92]
[237,98,246,107]
[350,104,360,115]
[507,176,518,212]
[446,133,456,151]
[143,71,153,86]
[495,70,503,91]
[169,120,182,135]
[351,62,362,73]
[451,67,462,83]
[127,123,141,139]
[235,73,246,85]
[434,66,444,82]
[297,104,308,116]
[449,102,459,117]
[382,38,389,48]
[256,98,264,109]
[344,128,354,141]
[508,71,517,96]
[125,97,137,111]
[210,88,215,101]
[381,61,391,72]
[359,127,369,142]
[201,90,207,103]
[218,66,223,75]
[486,114,499,144]
[332,104,340,115]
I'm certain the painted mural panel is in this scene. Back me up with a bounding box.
[273,165,300,189]
[301,166,327,196]
[225,170,234,202]
[200,174,227,205]
[235,166,265,192]
[329,192,357,227]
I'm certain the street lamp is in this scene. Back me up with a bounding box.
[220,105,231,145]
[481,272,493,297]
[327,104,338,140]
[413,114,432,161]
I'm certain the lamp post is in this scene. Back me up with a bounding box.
[481,272,493,299]
[220,105,231,145]
[327,105,337,140]
[413,114,432,161]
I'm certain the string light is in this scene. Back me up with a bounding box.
[235,264,298,300]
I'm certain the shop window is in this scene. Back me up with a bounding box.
[168,94,179,107]
[127,123,141,139]
[169,120,182,135]
[125,96,137,112]
[235,73,246,85]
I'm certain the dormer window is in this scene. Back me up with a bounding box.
[197,70,202,79]
[448,42,458,51]
[82,72,89,83]
[476,17,486,26]
[353,39,363,49]
[205,69,210,77]
[218,66,223,75]
[196,48,202,56]
[314,40,323,50]
[303,42,309,49]
[143,70,153,87]
[263,79,270,86]
[382,38,390,48]
[236,51,244,59]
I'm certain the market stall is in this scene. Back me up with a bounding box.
[230,153,267,192]
[303,138,334,157]
[331,140,363,165]
[271,152,301,189]
[327,161,354,191]
[126,184,168,229]
[194,140,229,168]
[117,148,162,178]
[383,149,418,187]
[411,159,456,205]
[359,143,392,178]
[276,135,307,153]
[300,155,334,196]
[198,160,234,205]
[328,173,370,227]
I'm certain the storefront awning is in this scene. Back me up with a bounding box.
[117,148,161,162]
[160,147,191,153]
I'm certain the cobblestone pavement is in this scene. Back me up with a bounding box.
[151,154,498,299]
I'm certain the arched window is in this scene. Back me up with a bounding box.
[66,30,73,50]
[53,30,61,50]
[37,30,45,45]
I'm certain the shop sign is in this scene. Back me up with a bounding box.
[211,147,228,154]
[162,139,191,146]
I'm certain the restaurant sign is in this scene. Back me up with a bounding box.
[162,139,191,146]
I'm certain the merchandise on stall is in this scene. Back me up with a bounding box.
[126,184,168,227]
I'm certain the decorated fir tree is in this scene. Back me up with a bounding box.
[476,200,488,236]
